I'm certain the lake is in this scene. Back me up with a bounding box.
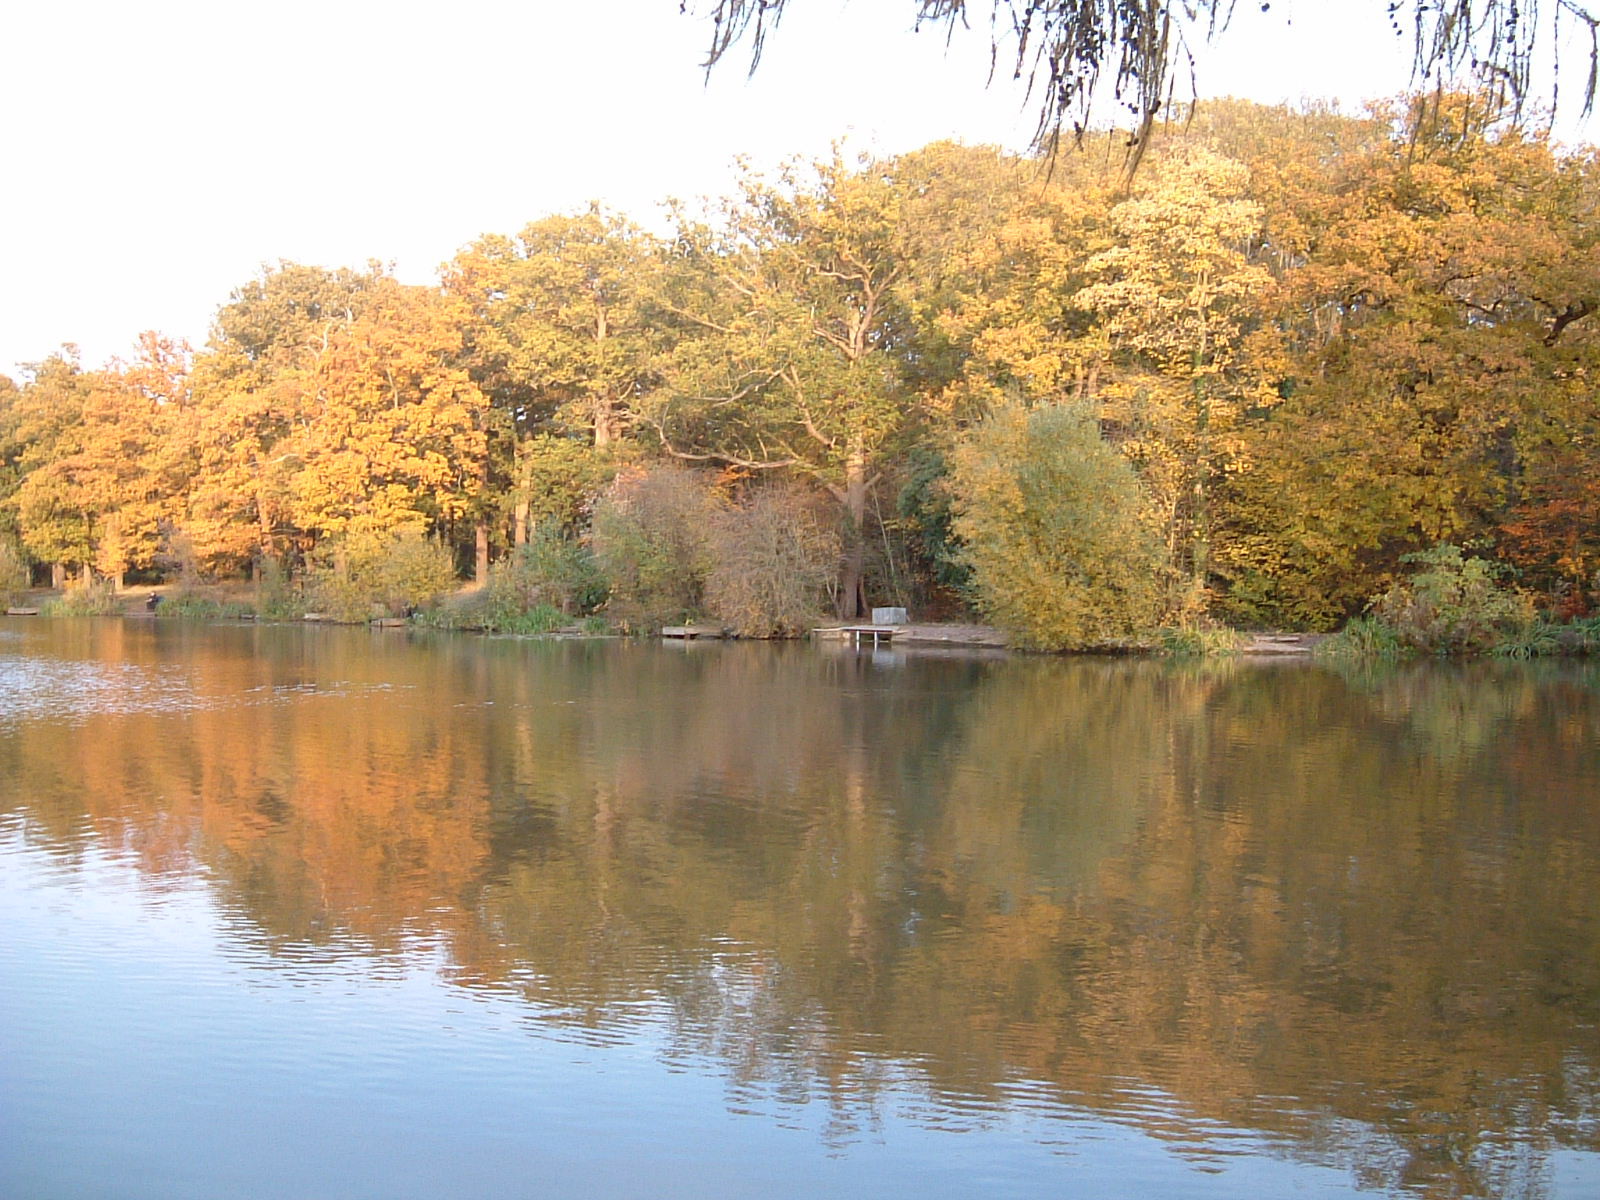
[2,617,1598,1199]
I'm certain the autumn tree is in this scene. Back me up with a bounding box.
[2,354,94,581]
[4,341,191,589]
[186,264,487,579]
[276,278,489,556]
[0,372,26,551]
[185,263,386,572]
[1230,93,1600,622]
[1076,145,1279,609]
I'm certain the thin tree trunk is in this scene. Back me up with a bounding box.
[474,521,491,587]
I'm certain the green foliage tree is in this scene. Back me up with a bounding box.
[949,403,1168,649]
[895,445,972,607]
[508,433,629,544]
[645,146,1024,616]
[447,208,662,448]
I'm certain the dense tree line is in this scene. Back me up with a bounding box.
[2,93,1598,642]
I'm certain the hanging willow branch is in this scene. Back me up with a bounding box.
[684,1,1600,157]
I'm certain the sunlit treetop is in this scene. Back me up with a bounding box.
[686,0,1600,166]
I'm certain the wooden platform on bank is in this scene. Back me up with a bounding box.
[814,623,1010,649]
[831,624,899,646]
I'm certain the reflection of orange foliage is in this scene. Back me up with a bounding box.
[9,628,1600,1198]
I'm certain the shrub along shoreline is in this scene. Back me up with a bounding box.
[15,544,1600,668]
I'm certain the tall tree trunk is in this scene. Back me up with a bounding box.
[513,498,530,548]
[1190,361,1211,601]
[474,521,490,587]
[51,563,66,589]
[835,440,871,620]
[593,387,619,447]
[257,484,274,565]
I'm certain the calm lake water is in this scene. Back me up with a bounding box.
[2,618,1598,1199]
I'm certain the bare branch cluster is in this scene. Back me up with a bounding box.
[688,0,1600,158]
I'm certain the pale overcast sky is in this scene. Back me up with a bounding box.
[0,0,1579,378]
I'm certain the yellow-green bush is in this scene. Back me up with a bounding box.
[308,528,457,623]
[949,404,1168,650]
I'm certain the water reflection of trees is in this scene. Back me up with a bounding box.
[4,622,1599,1197]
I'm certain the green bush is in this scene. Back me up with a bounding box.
[308,528,458,623]
[589,465,719,631]
[1491,620,1561,659]
[1565,614,1600,653]
[254,557,306,621]
[1372,545,1534,655]
[0,540,29,607]
[491,603,570,635]
[492,526,607,619]
[705,485,839,637]
[156,591,253,620]
[429,530,606,634]
[1155,625,1246,657]
[896,446,971,601]
[1318,614,1405,661]
[948,404,1168,650]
